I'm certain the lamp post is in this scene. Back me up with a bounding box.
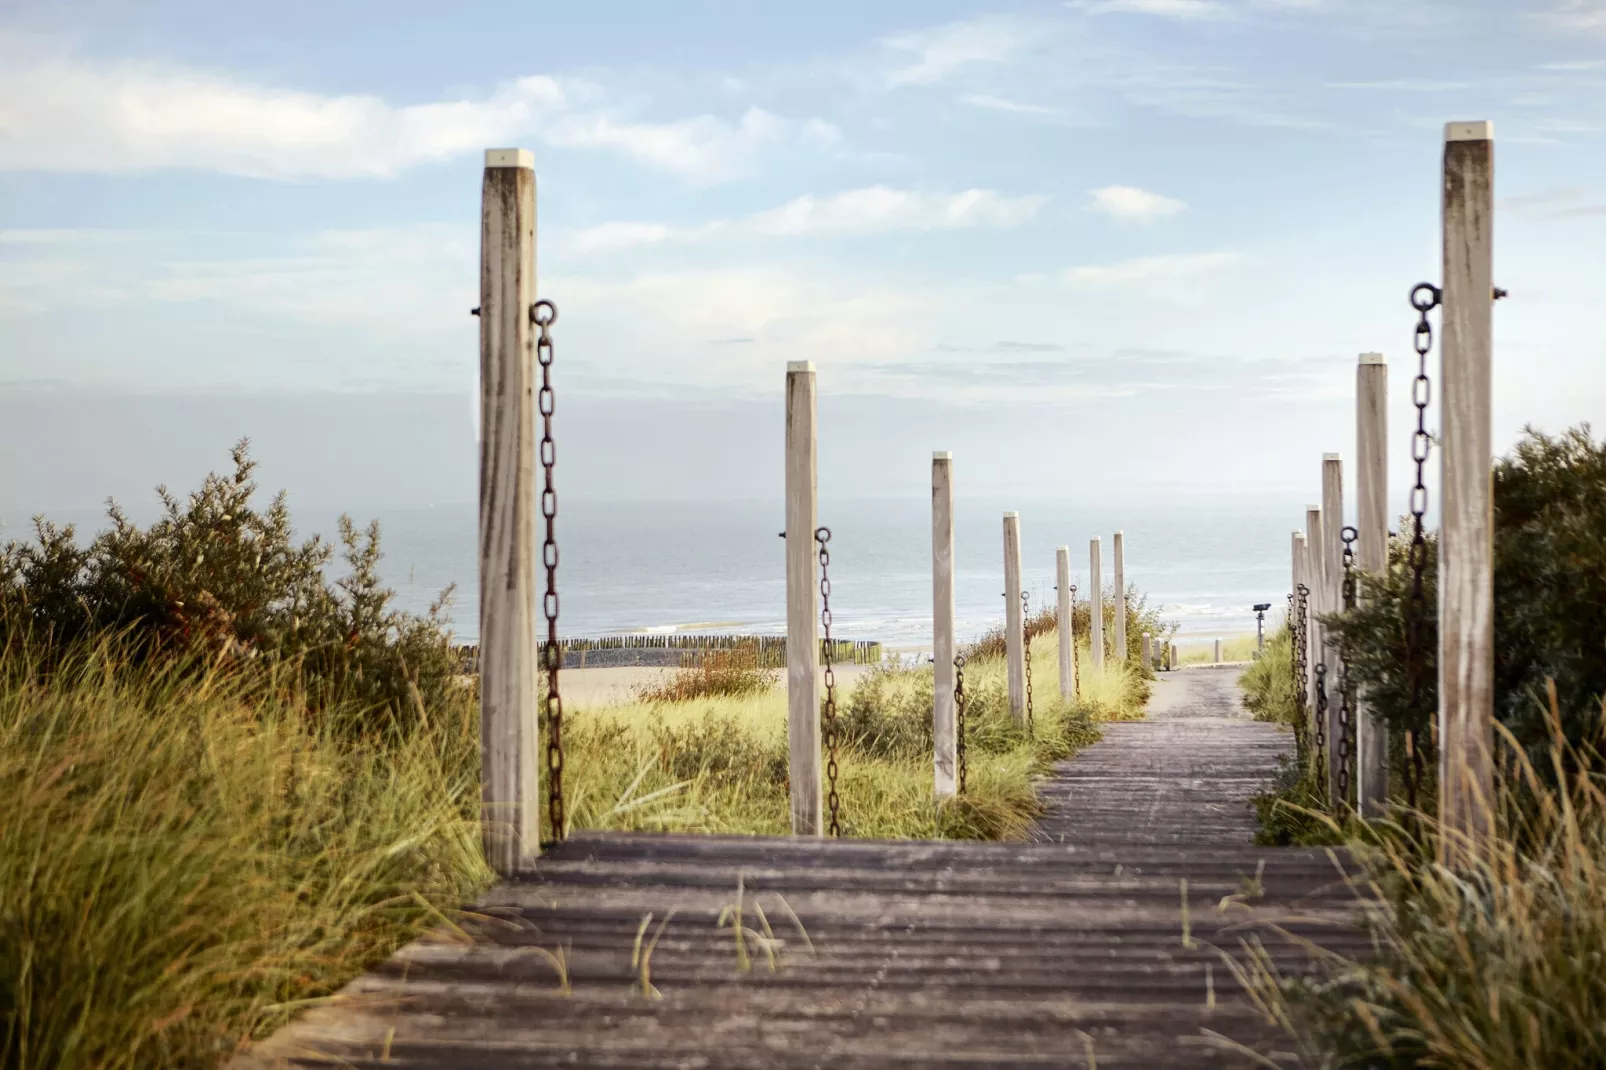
[1253,602,1272,656]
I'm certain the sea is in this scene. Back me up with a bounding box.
[3,495,1298,651]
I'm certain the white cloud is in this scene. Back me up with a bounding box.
[1547,1,1606,32]
[0,44,829,182]
[1062,251,1241,284]
[1088,185,1187,220]
[1073,0,1230,19]
[883,17,1033,86]
[568,186,1048,253]
[960,94,1062,116]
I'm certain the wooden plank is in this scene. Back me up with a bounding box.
[1090,537,1105,669]
[1439,120,1496,857]
[786,361,822,836]
[1004,512,1026,723]
[1113,531,1127,661]
[1356,353,1390,817]
[1321,455,1344,802]
[932,452,957,797]
[479,148,540,873]
[1057,545,1075,700]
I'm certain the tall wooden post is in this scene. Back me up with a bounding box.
[1140,633,1152,670]
[1439,120,1496,854]
[1356,353,1390,817]
[1056,545,1074,700]
[1321,455,1345,802]
[479,148,540,874]
[1214,638,1223,664]
[1112,531,1127,661]
[1303,506,1323,730]
[1089,537,1105,669]
[932,452,957,798]
[785,361,822,835]
[1003,512,1026,724]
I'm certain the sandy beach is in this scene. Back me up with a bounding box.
[560,663,880,709]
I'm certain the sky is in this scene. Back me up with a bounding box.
[2,0,1605,512]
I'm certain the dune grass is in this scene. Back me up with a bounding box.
[556,627,1151,842]
[1174,633,1261,665]
[0,638,492,1070]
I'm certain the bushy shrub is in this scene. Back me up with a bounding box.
[1323,425,1606,773]
[635,644,778,703]
[0,442,459,735]
[963,590,1172,666]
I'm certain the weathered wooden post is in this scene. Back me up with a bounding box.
[1169,642,1179,671]
[1089,537,1105,669]
[1112,531,1127,661]
[1303,505,1323,717]
[1003,512,1026,724]
[932,452,957,798]
[1356,353,1390,817]
[1440,120,1496,854]
[1214,638,1223,664]
[1140,633,1152,672]
[479,148,541,874]
[1056,545,1074,700]
[1321,455,1345,802]
[785,361,822,835]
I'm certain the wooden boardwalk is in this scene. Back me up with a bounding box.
[236,668,1356,1069]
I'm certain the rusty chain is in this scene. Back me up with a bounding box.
[1022,590,1034,735]
[1404,282,1440,811]
[816,526,841,837]
[1294,583,1311,774]
[532,298,565,844]
[1314,662,1329,798]
[1287,591,1307,762]
[1069,584,1081,694]
[1335,525,1358,808]
[954,653,968,795]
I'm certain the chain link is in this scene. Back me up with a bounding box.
[1286,591,1307,762]
[1294,584,1311,774]
[1022,590,1034,736]
[1404,282,1441,810]
[1313,662,1329,797]
[532,299,565,844]
[1335,525,1358,808]
[954,653,968,795]
[1069,584,1081,694]
[816,527,841,837]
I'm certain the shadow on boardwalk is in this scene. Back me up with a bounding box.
[234,668,1354,1070]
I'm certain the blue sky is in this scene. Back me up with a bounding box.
[2,0,1605,505]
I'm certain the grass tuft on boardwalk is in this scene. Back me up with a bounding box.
[0,638,493,1070]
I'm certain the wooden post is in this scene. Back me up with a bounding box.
[1214,638,1223,664]
[785,361,822,835]
[1439,120,1496,854]
[1303,505,1323,718]
[1140,633,1152,672]
[1112,531,1127,661]
[1356,353,1390,817]
[1089,537,1105,670]
[479,148,540,874]
[1321,455,1344,802]
[1056,545,1074,700]
[932,452,957,798]
[1169,643,1178,671]
[1003,512,1026,724]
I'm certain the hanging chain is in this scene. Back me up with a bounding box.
[533,299,565,844]
[1287,591,1307,762]
[1404,282,1440,810]
[1294,584,1311,774]
[1313,663,1329,798]
[954,654,968,795]
[1022,590,1034,735]
[1069,584,1081,695]
[816,527,841,837]
[1335,525,1358,808]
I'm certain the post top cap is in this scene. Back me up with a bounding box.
[1307,504,1321,513]
[933,450,952,460]
[1445,120,1493,142]
[1359,351,1386,364]
[1004,510,1019,519]
[1323,452,1341,461]
[1090,534,1101,542]
[787,360,815,373]
[1294,530,1307,541]
[1114,529,1124,536]
[485,148,534,168]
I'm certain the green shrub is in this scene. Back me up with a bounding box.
[0,442,458,735]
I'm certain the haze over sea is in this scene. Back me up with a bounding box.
[2,494,1303,650]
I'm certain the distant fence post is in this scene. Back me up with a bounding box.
[1356,352,1390,817]
[1140,633,1152,671]
[785,361,822,836]
[1089,537,1105,670]
[1003,512,1026,724]
[1214,638,1223,664]
[1112,531,1127,661]
[1321,455,1345,803]
[1056,545,1074,700]
[1439,120,1496,857]
[1169,642,1178,671]
[479,148,541,875]
[932,452,957,798]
